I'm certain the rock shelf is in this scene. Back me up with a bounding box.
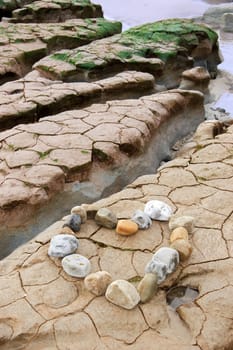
[0,119,233,349]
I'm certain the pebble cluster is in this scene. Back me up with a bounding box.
[47,200,194,310]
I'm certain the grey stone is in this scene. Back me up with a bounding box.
[95,207,117,229]
[71,205,87,223]
[63,214,81,232]
[169,215,195,233]
[131,210,152,230]
[48,234,79,258]
[62,254,91,278]
[145,259,167,284]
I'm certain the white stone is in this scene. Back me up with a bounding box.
[144,200,173,221]
[105,280,140,310]
[62,254,91,278]
[131,210,152,229]
[48,234,79,258]
[145,259,167,284]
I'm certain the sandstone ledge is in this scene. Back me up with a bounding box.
[0,120,233,349]
[0,86,204,229]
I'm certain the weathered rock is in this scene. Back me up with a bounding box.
[170,239,192,261]
[144,200,173,221]
[179,67,210,93]
[48,234,79,258]
[84,271,112,296]
[35,19,220,85]
[105,280,140,309]
[137,273,158,303]
[63,214,81,232]
[116,219,139,236]
[95,208,118,229]
[131,209,152,229]
[71,205,87,223]
[62,254,91,278]
[169,215,195,233]
[170,227,189,243]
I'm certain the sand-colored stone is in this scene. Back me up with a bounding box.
[170,239,193,261]
[170,227,189,243]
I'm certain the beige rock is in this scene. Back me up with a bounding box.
[137,273,158,303]
[84,271,112,296]
[169,215,195,233]
[105,280,140,309]
[170,227,189,243]
[71,205,87,223]
[116,219,138,236]
[170,239,192,261]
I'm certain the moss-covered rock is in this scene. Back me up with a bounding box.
[35,19,220,85]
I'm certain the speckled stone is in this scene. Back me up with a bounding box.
[48,234,79,258]
[63,213,81,232]
[145,247,179,284]
[169,215,195,233]
[170,239,193,261]
[95,208,118,229]
[170,227,189,243]
[105,279,140,309]
[62,254,91,278]
[71,205,87,223]
[131,210,152,230]
[137,273,158,303]
[116,219,139,236]
[84,271,112,296]
[144,200,173,221]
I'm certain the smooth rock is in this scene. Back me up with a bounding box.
[137,273,158,303]
[71,205,87,223]
[95,208,117,229]
[62,254,91,278]
[63,214,81,232]
[170,239,193,261]
[131,210,152,230]
[116,220,138,236]
[105,280,140,310]
[48,234,79,258]
[152,247,179,273]
[170,227,189,243]
[84,271,112,296]
[169,215,195,233]
[144,200,173,221]
[145,259,167,284]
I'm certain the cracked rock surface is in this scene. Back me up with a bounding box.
[0,120,233,349]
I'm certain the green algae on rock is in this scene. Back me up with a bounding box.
[0,18,122,82]
[35,19,220,85]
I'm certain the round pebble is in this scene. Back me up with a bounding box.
[170,239,193,261]
[105,280,140,310]
[71,206,87,223]
[169,215,194,233]
[62,254,91,278]
[137,273,158,303]
[131,210,152,230]
[116,219,138,236]
[63,214,81,232]
[95,208,118,229]
[48,234,79,258]
[144,200,173,221]
[84,271,112,296]
[170,227,189,243]
[152,247,179,274]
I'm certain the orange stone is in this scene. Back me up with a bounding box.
[116,220,138,236]
[170,227,189,243]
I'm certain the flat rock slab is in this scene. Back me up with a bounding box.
[0,87,204,228]
[0,70,154,130]
[0,0,103,22]
[34,19,221,84]
[0,119,233,349]
[0,18,122,82]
